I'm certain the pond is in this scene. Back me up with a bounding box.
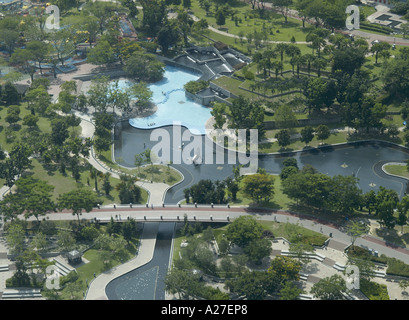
[114,124,409,204]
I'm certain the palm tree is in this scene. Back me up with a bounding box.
[286,45,301,75]
[303,53,316,75]
[274,43,289,71]
[312,57,327,77]
[89,165,103,193]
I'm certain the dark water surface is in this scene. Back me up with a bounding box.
[105,222,175,300]
[114,124,409,203]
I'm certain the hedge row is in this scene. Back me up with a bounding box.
[360,21,393,35]
[347,245,409,277]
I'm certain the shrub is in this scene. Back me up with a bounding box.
[184,80,209,94]
[360,278,389,300]
[60,271,79,287]
[386,257,409,277]
[214,41,228,51]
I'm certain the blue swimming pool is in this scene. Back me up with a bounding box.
[126,65,212,135]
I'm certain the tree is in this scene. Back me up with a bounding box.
[282,169,331,209]
[10,48,36,82]
[51,118,69,146]
[5,222,25,254]
[279,281,303,300]
[215,9,226,28]
[87,76,111,113]
[315,124,330,144]
[332,46,366,76]
[363,190,377,215]
[268,255,301,284]
[8,142,32,178]
[102,172,112,196]
[25,85,51,115]
[225,177,239,201]
[381,48,409,98]
[242,173,275,203]
[57,189,97,223]
[300,126,314,146]
[123,53,165,83]
[271,0,293,23]
[116,175,142,204]
[121,0,139,18]
[346,220,369,246]
[177,9,193,47]
[225,271,272,300]
[275,129,291,149]
[228,96,265,140]
[243,238,272,264]
[397,196,409,232]
[274,105,297,129]
[26,40,51,75]
[371,41,391,64]
[225,216,263,248]
[376,199,396,229]
[157,21,180,54]
[210,103,226,129]
[328,175,362,214]
[87,40,117,65]
[14,176,55,222]
[5,105,20,127]
[311,274,348,300]
[303,77,335,113]
[140,0,168,34]
[57,230,76,252]
[23,114,39,128]
[131,82,153,114]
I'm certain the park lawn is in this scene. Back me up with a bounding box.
[190,0,315,43]
[0,103,53,151]
[259,129,349,154]
[26,158,148,205]
[98,146,183,185]
[383,164,409,179]
[230,174,295,210]
[60,236,140,300]
[258,220,328,246]
[211,75,252,99]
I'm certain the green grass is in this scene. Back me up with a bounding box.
[383,164,409,179]
[258,220,328,246]
[360,278,389,300]
[230,174,294,210]
[190,0,314,43]
[60,234,141,300]
[259,129,349,154]
[24,158,148,205]
[98,146,183,185]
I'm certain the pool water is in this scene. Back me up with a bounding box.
[125,65,212,134]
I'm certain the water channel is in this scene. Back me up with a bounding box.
[105,222,175,300]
